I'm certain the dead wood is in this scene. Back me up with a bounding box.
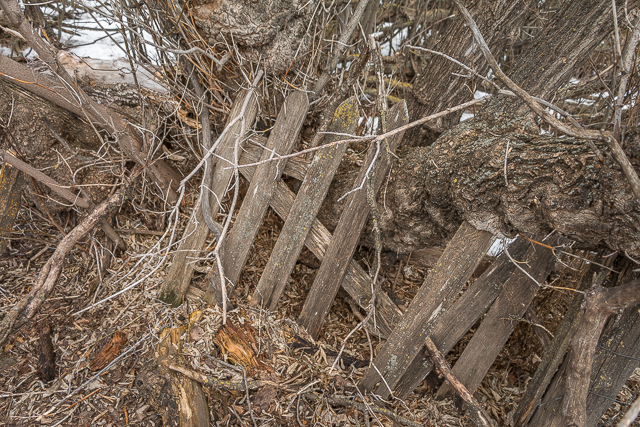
[138,327,210,427]
[252,97,359,310]
[0,0,180,203]
[514,254,608,427]
[0,162,23,254]
[298,100,408,339]
[436,235,562,398]
[425,337,497,427]
[359,221,495,398]
[0,185,129,349]
[89,331,128,372]
[36,323,55,383]
[392,236,531,397]
[159,88,258,307]
[219,90,308,291]
[562,279,640,427]
[375,0,640,258]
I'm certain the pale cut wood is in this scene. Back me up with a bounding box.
[298,101,408,339]
[187,133,403,338]
[358,221,495,397]
[221,91,309,287]
[252,97,358,311]
[157,328,210,426]
[437,236,560,398]
[159,89,258,306]
[393,236,531,398]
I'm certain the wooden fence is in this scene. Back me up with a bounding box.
[159,90,640,427]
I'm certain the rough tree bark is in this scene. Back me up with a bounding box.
[376,0,640,258]
[404,0,537,146]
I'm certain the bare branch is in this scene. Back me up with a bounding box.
[452,0,640,201]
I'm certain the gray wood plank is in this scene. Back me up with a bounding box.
[525,303,640,427]
[252,97,358,311]
[186,135,402,338]
[437,236,560,398]
[159,89,258,306]
[513,255,599,427]
[393,236,531,397]
[358,221,495,397]
[221,91,308,286]
[298,101,408,339]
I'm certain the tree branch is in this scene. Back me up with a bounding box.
[453,0,640,201]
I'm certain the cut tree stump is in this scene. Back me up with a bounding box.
[219,91,308,287]
[137,327,210,427]
[437,235,561,398]
[298,100,408,339]
[252,97,359,310]
[393,236,532,398]
[159,89,258,307]
[358,221,495,397]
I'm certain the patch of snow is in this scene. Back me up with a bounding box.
[487,237,516,257]
[460,111,474,122]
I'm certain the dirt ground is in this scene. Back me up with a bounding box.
[1,187,639,427]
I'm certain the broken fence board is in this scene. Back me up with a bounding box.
[252,97,358,311]
[359,221,495,397]
[437,236,560,399]
[221,91,309,287]
[159,89,258,306]
[187,132,403,338]
[393,236,531,398]
[513,254,599,427]
[298,101,408,339]
[525,301,640,427]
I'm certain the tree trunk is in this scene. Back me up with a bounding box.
[404,0,537,146]
[378,0,640,258]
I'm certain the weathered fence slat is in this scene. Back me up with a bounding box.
[220,91,309,287]
[359,221,495,397]
[513,255,598,427]
[159,90,258,306]
[243,137,310,181]
[185,136,403,338]
[393,236,531,398]
[525,304,640,427]
[436,236,559,398]
[0,163,24,254]
[298,101,408,339]
[252,97,358,311]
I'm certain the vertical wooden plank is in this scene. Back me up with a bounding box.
[584,309,640,426]
[251,97,358,310]
[525,307,640,427]
[0,163,24,254]
[393,236,531,398]
[222,91,309,286]
[358,222,495,396]
[436,236,559,398]
[298,101,408,339]
[513,255,598,427]
[159,90,258,306]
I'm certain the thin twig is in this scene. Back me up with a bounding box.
[425,337,497,427]
[453,0,640,201]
